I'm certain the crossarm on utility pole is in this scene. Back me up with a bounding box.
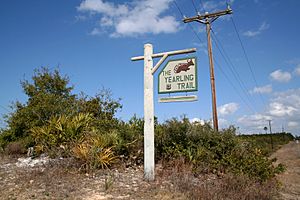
[131,48,196,61]
[183,9,232,23]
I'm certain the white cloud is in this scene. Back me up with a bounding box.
[218,103,239,116]
[238,114,271,127]
[286,58,300,65]
[269,102,297,117]
[237,88,300,135]
[190,118,205,125]
[288,121,298,128]
[202,0,234,12]
[89,28,103,35]
[78,0,128,16]
[192,42,207,54]
[295,64,300,76]
[237,114,272,133]
[267,89,300,132]
[243,21,270,37]
[219,118,229,128]
[250,84,272,94]
[270,69,291,82]
[77,0,180,37]
[270,89,300,112]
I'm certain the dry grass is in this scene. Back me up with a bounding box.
[157,158,279,200]
[271,141,300,199]
[4,141,26,156]
[0,155,281,200]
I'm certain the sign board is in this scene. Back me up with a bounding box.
[159,95,198,103]
[158,57,197,94]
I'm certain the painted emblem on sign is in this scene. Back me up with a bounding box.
[174,59,194,73]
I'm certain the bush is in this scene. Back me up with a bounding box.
[72,133,117,170]
[3,67,122,150]
[155,117,284,181]
[239,133,294,156]
[5,67,76,142]
[160,159,279,200]
[4,141,27,155]
[114,116,143,159]
[30,113,93,157]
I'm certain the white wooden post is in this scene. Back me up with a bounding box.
[131,44,196,181]
[143,43,155,181]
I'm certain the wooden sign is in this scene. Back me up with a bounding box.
[158,57,197,94]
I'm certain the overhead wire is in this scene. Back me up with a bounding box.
[191,0,199,14]
[199,0,206,12]
[173,0,257,114]
[230,16,268,109]
[213,57,256,113]
[173,0,204,43]
[0,105,10,113]
[210,28,258,112]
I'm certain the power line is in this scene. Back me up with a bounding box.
[183,6,233,131]
[213,57,256,113]
[173,0,204,43]
[191,0,199,14]
[0,105,10,113]
[210,28,258,112]
[230,16,268,108]
[173,0,185,18]
[198,0,206,12]
[173,1,257,118]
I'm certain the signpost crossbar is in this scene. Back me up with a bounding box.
[152,54,168,75]
[131,48,196,61]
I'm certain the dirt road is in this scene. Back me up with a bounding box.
[272,141,300,200]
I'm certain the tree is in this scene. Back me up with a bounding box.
[76,89,122,131]
[2,67,122,151]
[5,67,76,140]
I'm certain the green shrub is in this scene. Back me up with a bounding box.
[30,113,93,157]
[72,133,117,170]
[239,133,294,155]
[155,118,284,181]
[112,116,144,165]
[5,67,76,142]
[3,67,122,150]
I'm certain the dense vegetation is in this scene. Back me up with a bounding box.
[0,67,294,182]
[239,132,294,156]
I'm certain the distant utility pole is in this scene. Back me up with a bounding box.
[183,5,233,131]
[267,120,274,150]
[268,120,272,134]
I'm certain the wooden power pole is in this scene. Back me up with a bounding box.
[183,6,232,131]
[267,119,274,150]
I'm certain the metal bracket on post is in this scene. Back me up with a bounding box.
[131,44,196,181]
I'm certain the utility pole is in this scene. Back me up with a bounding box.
[268,120,272,134]
[267,120,274,150]
[183,6,232,131]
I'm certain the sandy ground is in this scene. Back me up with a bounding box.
[272,141,300,200]
[1,141,299,200]
[0,156,182,200]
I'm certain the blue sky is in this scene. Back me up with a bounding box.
[1,0,300,135]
